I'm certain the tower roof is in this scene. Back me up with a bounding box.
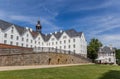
[36,20,42,32]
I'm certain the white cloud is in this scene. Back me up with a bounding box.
[9,15,62,33]
[74,13,120,48]
[0,10,61,33]
[76,15,120,35]
[96,34,120,48]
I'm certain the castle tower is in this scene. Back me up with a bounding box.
[36,20,42,33]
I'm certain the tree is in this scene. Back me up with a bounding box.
[115,49,120,65]
[116,49,120,59]
[87,38,102,62]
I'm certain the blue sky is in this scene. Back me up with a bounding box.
[0,0,120,48]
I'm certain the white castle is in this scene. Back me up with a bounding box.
[0,20,87,57]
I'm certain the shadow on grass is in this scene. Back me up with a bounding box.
[99,70,120,79]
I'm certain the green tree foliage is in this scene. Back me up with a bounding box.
[87,38,102,62]
[116,49,120,65]
[116,49,120,59]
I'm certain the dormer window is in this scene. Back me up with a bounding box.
[63,36,67,39]
[11,29,14,33]
[12,27,14,29]
[11,27,14,33]
[51,38,54,41]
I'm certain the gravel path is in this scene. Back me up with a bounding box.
[0,63,93,71]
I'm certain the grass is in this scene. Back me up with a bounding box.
[0,65,120,79]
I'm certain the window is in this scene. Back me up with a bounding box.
[21,43,23,47]
[42,42,44,45]
[31,40,33,43]
[56,42,57,44]
[16,42,18,46]
[26,44,28,47]
[64,40,66,43]
[51,38,54,41]
[60,41,62,44]
[11,30,14,33]
[73,44,75,48]
[63,36,67,39]
[22,38,24,41]
[38,42,40,44]
[60,46,61,49]
[109,58,111,62]
[16,36,19,40]
[31,45,32,48]
[26,39,28,42]
[4,33,7,38]
[38,37,40,40]
[35,41,37,44]
[52,42,54,45]
[64,46,66,49]
[11,27,14,33]
[27,34,29,37]
[11,35,13,39]
[4,40,7,44]
[73,50,75,53]
[69,45,71,48]
[73,39,75,42]
[10,41,13,45]
[12,27,14,29]
[68,40,70,43]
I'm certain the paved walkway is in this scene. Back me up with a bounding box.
[0,63,93,71]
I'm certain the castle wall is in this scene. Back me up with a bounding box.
[0,48,90,66]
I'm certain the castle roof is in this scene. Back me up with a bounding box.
[0,19,83,42]
[99,46,115,53]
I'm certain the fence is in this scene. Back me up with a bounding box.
[0,48,33,55]
[0,47,90,61]
[33,47,75,55]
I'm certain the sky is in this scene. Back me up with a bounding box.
[0,0,120,48]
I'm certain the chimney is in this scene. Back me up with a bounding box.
[30,28,33,32]
[26,27,29,30]
[109,44,112,50]
[60,30,63,33]
[55,31,57,34]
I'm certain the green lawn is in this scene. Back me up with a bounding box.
[0,65,120,79]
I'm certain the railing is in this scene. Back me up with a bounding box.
[33,47,75,55]
[0,47,90,62]
[0,48,33,55]
[33,47,91,62]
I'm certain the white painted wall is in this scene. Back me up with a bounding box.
[0,25,87,57]
[98,52,116,64]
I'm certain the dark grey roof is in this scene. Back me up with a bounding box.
[41,33,51,41]
[43,29,83,41]
[65,29,82,37]
[52,31,64,39]
[0,19,26,35]
[0,19,13,30]
[99,46,115,53]
[0,19,83,42]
